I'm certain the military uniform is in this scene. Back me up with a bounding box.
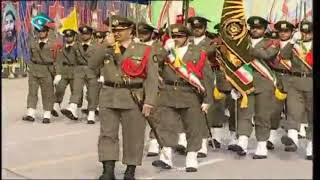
[52,29,82,116]
[233,17,280,159]
[22,25,58,124]
[187,16,220,156]
[80,29,108,116]
[134,22,169,157]
[97,16,159,180]
[152,24,214,172]
[267,21,295,150]
[279,21,313,159]
[61,25,104,124]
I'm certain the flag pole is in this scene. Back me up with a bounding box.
[184,0,189,26]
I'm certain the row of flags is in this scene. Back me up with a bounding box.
[150,0,312,32]
[2,0,148,63]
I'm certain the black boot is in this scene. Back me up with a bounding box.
[51,110,59,117]
[22,115,35,122]
[42,118,50,124]
[266,141,275,150]
[124,165,136,180]
[61,109,78,120]
[99,160,115,180]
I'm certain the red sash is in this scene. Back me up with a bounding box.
[121,46,152,79]
[185,51,207,79]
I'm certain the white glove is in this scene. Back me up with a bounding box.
[97,76,104,83]
[290,31,301,44]
[142,104,153,117]
[231,89,241,100]
[201,103,210,114]
[53,75,62,85]
[133,37,140,43]
[164,38,175,51]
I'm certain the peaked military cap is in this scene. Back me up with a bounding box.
[300,20,312,33]
[187,16,211,27]
[103,15,134,30]
[93,30,107,39]
[36,25,50,32]
[137,22,155,33]
[274,20,295,31]
[168,24,190,36]
[79,25,93,34]
[62,29,77,37]
[247,16,270,29]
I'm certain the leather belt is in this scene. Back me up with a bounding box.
[273,68,312,78]
[104,81,143,89]
[164,80,189,87]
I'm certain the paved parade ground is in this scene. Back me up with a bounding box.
[2,78,312,179]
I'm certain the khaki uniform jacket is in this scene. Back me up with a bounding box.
[280,42,312,92]
[56,45,78,79]
[74,42,105,79]
[280,42,312,73]
[97,42,159,109]
[249,38,279,93]
[28,36,57,78]
[158,44,214,108]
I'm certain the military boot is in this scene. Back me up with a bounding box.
[124,165,136,180]
[99,160,115,180]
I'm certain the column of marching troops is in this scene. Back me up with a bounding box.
[21,13,313,180]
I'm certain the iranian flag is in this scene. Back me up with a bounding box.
[234,64,253,85]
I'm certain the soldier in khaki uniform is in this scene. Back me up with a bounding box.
[187,16,218,157]
[233,16,280,159]
[51,29,80,116]
[280,21,313,160]
[80,29,108,116]
[22,25,57,124]
[266,21,295,150]
[96,16,159,179]
[152,24,214,172]
[210,23,238,151]
[134,22,168,157]
[61,25,104,124]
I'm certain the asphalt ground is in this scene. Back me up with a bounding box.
[2,78,312,179]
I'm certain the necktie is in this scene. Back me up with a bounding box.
[83,44,89,52]
[120,45,126,54]
[39,42,45,49]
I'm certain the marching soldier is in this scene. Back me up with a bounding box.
[187,16,217,157]
[151,24,213,172]
[79,28,109,115]
[210,23,238,151]
[52,29,80,116]
[97,15,159,179]
[61,25,103,124]
[280,20,313,160]
[22,25,58,124]
[233,16,280,159]
[267,20,295,150]
[135,22,167,157]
